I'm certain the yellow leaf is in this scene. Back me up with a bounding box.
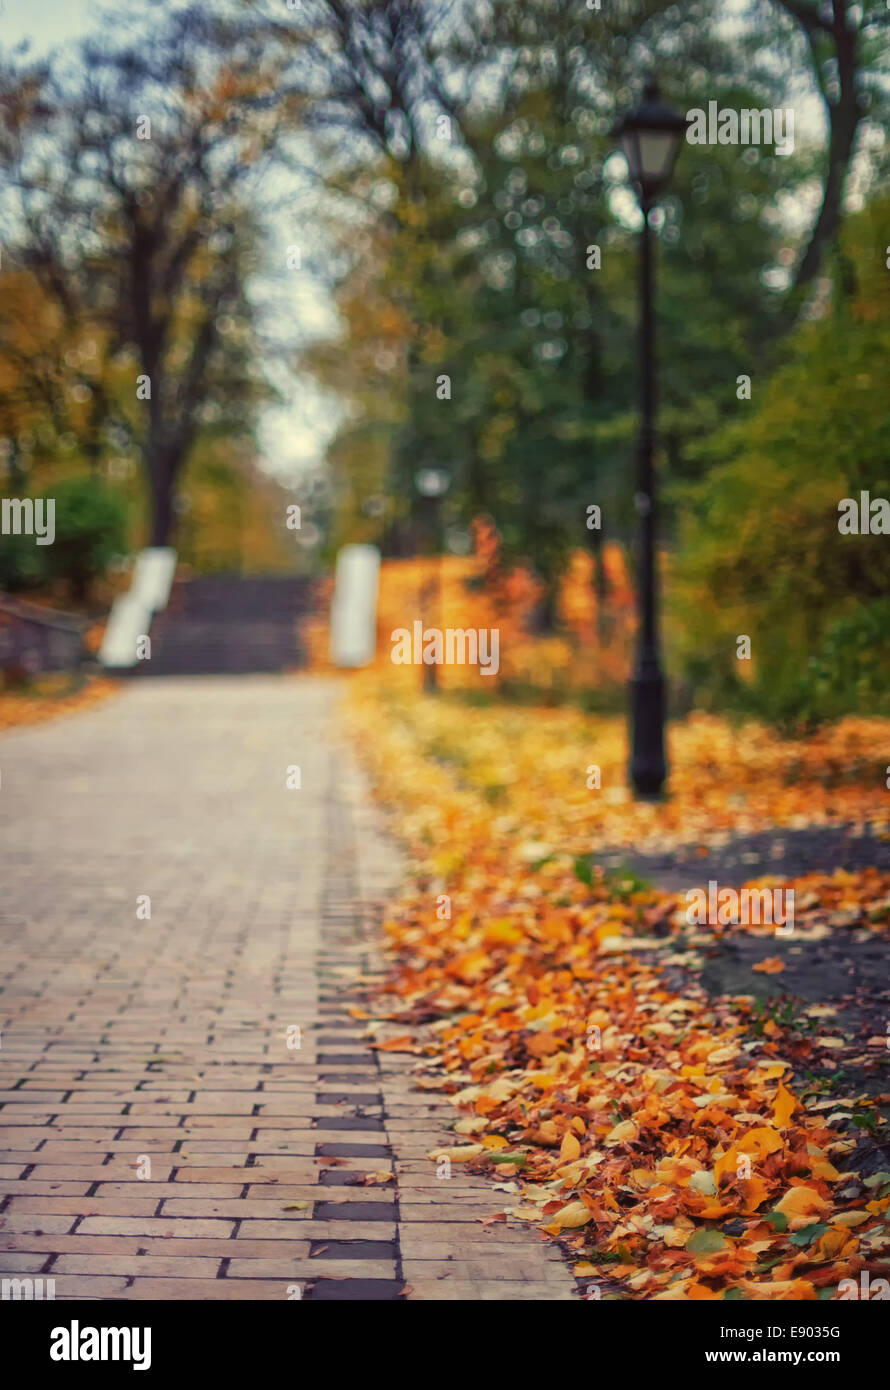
[715,1127,783,1185]
[652,1280,694,1300]
[772,1081,797,1129]
[605,1119,638,1144]
[773,1185,831,1230]
[535,1119,560,1143]
[426,1144,485,1163]
[559,1132,581,1162]
[544,1201,592,1233]
[808,1227,850,1262]
[484,919,524,945]
[737,1279,817,1301]
[454,1116,487,1135]
[832,1210,869,1227]
[808,1156,841,1181]
[739,1126,785,1156]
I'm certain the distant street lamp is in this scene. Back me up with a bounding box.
[415,468,451,502]
[415,466,451,693]
[614,80,687,799]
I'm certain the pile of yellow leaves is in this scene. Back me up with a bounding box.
[347,679,890,1299]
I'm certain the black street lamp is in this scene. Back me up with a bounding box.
[614,80,687,799]
[415,466,451,693]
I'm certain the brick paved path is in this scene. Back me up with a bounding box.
[0,677,573,1301]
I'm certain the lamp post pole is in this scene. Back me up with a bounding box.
[614,80,686,800]
[415,467,450,694]
[422,491,441,694]
[629,196,666,799]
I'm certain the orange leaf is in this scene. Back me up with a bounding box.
[738,1175,770,1214]
[753,956,786,975]
[370,1034,419,1053]
[772,1081,797,1130]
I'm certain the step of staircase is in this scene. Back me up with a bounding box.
[137,575,318,676]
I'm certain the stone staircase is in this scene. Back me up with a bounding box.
[137,575,318,675]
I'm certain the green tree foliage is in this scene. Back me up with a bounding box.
[43,476,128,602]
[670,198,890,725]
[305,0,807,619]
[0,474,127,600]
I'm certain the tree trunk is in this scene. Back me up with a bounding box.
[795,94,862,290]
[788,0,863,292]
[531,580,559,635]
[149,454,174,547]
[589,524,608,646]
[147,428,190,547]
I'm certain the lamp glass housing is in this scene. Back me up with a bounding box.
[616,82,686,203]
[415,467,451,499]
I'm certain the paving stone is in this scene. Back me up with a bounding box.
[233,1220,392,1241]
[313,1202,395,1222]
[307,1238,396,1259]
[52,1254,223,1277]
[245,1186,395,1205]
[117,1278,297,1300]
[225,1258,396,1279]
[318,1116,386,1131]
[316,1142,391,1158]
[43,1276,132,1297]
[304,1278,405,1301]
[315,1093,382,1106]
[95,1182,244,1199]
[77,1217,235,1238]
[0,1215,77,1234]
[5,1196,159,1217]
[0,1252,50,1273]
[0,1181,92,1196]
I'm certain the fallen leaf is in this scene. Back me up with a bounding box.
[772,1081,797,1129]
[544,1201,592,1234]
[426,1144,485,1163]
[773,1186,831,1230]
[370,1035,422,1053]
[753,956,786,975]
[559,1132,581,1162]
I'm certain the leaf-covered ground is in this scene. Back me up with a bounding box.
[347,680,890,1300]
[0,674,117,733]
